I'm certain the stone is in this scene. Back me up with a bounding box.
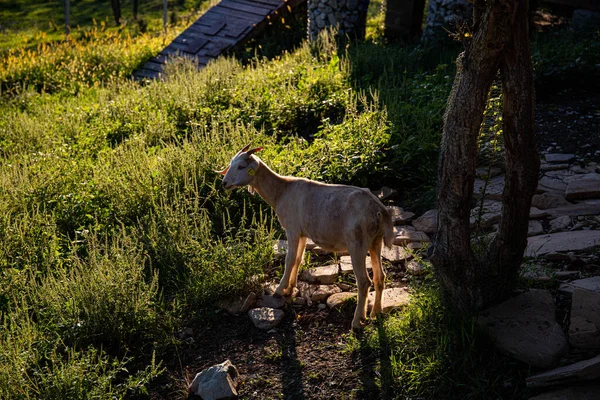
[381,245,413,264]
[393,227,430,245]
[538,176,568,193]
[569,288,600,349]
[559,276,600,294]
[273,240,288,259]
[476,290,568,368]
[388,206,416,225]
[476,166,503,178]
[526,354,600,388]
[525,231,600,257]
[545,153,576,164]
[549,215,572,231]
[546,202,600,218]
[528,385,600,400]
[311,285,342,302]
[372,186,398,201]
[572,9,600,29]
[473,175,505,200]
[406,260,426,276]
[528,220,544,237]
[412,209,438,233]
[531,193,572,210]
[248,308,285,330]
[327,292,357,309]
[541,163,570,171]
[367,287,410,313]
[189,360,239,399]
[218,292,258,315]
[520,264,551,282]
[566,179,600,201]
[564,172,600,183]
[554,270,580,280]
[256,294,285,309]
[530,207,550,219]
[301,264,339,285]
[339,255,371,274]
[471,200,502,228]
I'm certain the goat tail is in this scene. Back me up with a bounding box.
[378,209,394,249]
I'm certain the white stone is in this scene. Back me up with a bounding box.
[569,288,600,349]
[566,179,600,201]
[301,264,339,285]
[339,255,371,273]
[526,354,600,388]
[217,292,257,315]
[538,176,568,193]
[256,294,285,309]
[473,175,505,200]
[327,292,357,309]
[381,245,413,264]
[520,264,551,282]
[406,260,426,276]
[559,276,600,294]
[528,220,544,237]
[530,207,550,219]
[477,290,568,368]
[367,287,410,313]
[273,240,288,258]
[393,227,430,245]
[528,385,600,400]
[526,231,600,257]
[549,215,572,231]
[388,206,416,225]
[189,360,239,399]
[546,202,600,218]
[311,285,341,302]
[248,308,285,330]
[412,209,438,233]
[531,193,572,210]
[471,200,502,228]
[545,153,576,163]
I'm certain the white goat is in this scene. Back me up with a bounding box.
[217,144,394,330]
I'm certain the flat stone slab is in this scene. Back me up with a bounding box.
[525,231,600,257]
[367,287,410,313]
[326,292,357,309]
[530,207,550,219]
[248,307,285,330]
[471,200,502,228]
[559,276,600,294]
[412,209,438,233]
[545,153,576,164]
[387,206,415,225]
[477,290,568,368]
[473,175,505,200]
[272,240,288,258]
[546,202,600,217]
[538,176,568,193]
[528,220,544,237]
[217,292,257,315]
[393,227,430,245]
[381,245,413,264]
[406,260,427,276]
[569,288,600,349]
[301,264,339,285]
[531,193,572,210]
[256,294,285,309]
[528,385,600,400]
[549,215,572,231]
[526,354,600,388]
[566,179,600,201]
[339,255,372,273]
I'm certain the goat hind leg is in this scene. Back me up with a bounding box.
[274,233,301,297]
[350,247,371,330]
[369,239,385,318]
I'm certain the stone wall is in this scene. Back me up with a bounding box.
[307,0,370,40]
[422,0,472,43]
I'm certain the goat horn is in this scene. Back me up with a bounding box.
[246,146,263,155]
[214,165,230,175]
[240,143,252,153]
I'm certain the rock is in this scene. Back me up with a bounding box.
[554,270,580,280]
[572,9,600,29]
[327,292,357,309]
[545,253,574,262]
[339,255,371,273]
[263,282,278,296]
[305,238,318,250]
[546,202,600,218]
[248,308,285,330]
[520,264,551,282]
[569,288,600,349]
[564,172,600,183]
[473,175,505,200]
[476,290,568,368]
[566,179,600,201]
[372,186,398,201]
[528,220,544,237]
[256,294,285,309]
[550,215,572,231]
[273,240,288,259]
[540,163,570,171]
[388,206,416,225]
[367,287,410,313]
[294,297,307,306]
[476,166,503,178]
[525,231,600,257]
[526,354,600,388]
[528,385,600,400]
[406,260,426,276]
[189,360,239,399]
[471,200,502,228]
[218,292,258,315]
[559,276,600,294]
[530,207,550,219]
[381,245,413,264]
[538,176,568,193]
[531,193,572,210]
[301,264,339,285]
[336,282,352,291]
[393,227,430,245]
[311,285,342,302]
[412,209,438,233]
[545,153,576,164]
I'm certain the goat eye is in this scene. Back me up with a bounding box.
[237,165,245,170]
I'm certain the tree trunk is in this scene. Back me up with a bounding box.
[110,0,122,25]
[133,0,139,21]
[431,0,539,312]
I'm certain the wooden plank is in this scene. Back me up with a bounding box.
[142,61,165,72]
[218,0,273,16]
[184,25,239,44]
[223,23,252,38]
[134,69,160,79]
[204,21,227,36]
[231,0,280,11]
[210,5,266,22]
[184,38,209,54]
[248,0,283,7]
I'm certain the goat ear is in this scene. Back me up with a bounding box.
[246,146,263,156]
[214,165,230,176]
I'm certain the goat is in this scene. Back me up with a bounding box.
[217,144,394,330]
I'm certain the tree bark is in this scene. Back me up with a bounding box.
[431,0,539,312]
[110,0,122,25]
[133,0,139,21]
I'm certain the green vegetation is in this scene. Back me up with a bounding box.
[1,0,600,397]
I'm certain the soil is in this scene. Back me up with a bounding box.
[149,17,600,400]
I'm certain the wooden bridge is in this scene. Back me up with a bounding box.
[134,0,306,80]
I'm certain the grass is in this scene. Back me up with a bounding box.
[1,0,599,397]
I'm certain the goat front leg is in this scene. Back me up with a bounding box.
[350,246,371,330]
[369,239,386,318]
[274,233,303,297]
